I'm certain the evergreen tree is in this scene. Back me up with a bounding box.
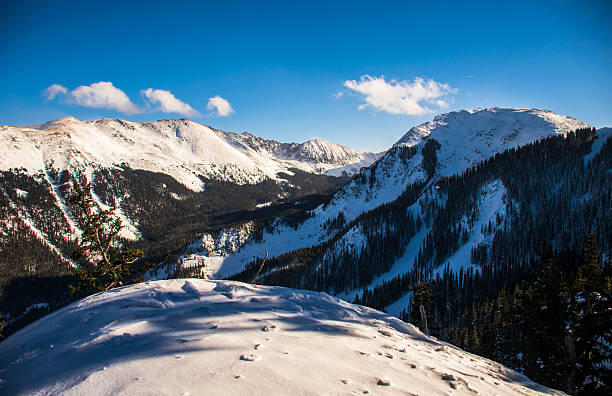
[569,233,612,395]
[516,244,567,390]
[68,182,148,295]
[409,282,432,333]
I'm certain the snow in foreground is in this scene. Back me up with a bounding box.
[0,279,561,395]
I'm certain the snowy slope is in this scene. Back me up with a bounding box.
[0,117,376,191]
[0,279,560,395]
[334,108,590,217]
[394,107,590,174]
[207,108,591,278]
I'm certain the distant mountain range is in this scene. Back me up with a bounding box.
[0,117,379,190]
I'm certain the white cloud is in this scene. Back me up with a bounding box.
[141,88,202,118]
[207,95,234,116]
[69,82,141,114]
[343,75,457,115]
[43,84,68,100]
[435,99,450,109]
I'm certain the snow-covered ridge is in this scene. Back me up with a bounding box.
[395,107,590,147]
[222,131,377,166]
[0,117,377,191]
[329,107,591,213]
[0,279,559,395]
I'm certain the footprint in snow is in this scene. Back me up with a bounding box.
[441,374,456,381]
[240,354,261,362]
[378,329,392,337]
[441,374,474,392]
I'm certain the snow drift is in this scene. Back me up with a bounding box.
[0,279,561,395]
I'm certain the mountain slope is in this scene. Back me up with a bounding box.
[0,279,560,395]
[0,117,376,333]
[202,108,591,278]
[0,117,377,191]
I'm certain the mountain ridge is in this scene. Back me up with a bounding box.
[1,117,378,191]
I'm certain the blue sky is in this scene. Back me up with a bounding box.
[1,0,611,151]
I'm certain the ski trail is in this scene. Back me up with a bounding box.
[89,170,141,240]
[43,167,81,238]
[0,186,77,268]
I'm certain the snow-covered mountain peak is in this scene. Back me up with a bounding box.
[31,116,80,129]
[1,117,377,190]
[395,107,591,147]
[0,279,559,395]
[288,138,361,164]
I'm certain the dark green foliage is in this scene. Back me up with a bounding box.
[68,182,147,295]
[0,168,76,338]
[567,233,612,395]
[421,138,441,179]
[408,282,433,333]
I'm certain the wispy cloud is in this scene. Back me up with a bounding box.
[342,75,457,115]
[142,88,202,117]
[43,84,68,100]
[207,95,234,116]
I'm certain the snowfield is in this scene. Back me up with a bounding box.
[0,279,561,395]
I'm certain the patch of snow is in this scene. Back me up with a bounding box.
[14,188,28,198]
[169,192,186,201]
[43,169,81,238]
[434,180,507,277]
[387,291,414,317]
[584,127,612,165]
[89,173,141,241]
[179,224,255,279]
